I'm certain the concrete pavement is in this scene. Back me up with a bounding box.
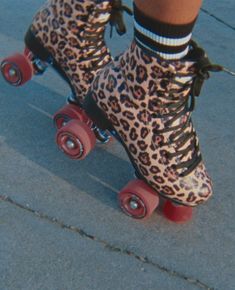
[0,1,235,289]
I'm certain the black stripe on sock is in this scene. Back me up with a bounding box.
[134,29,189,54]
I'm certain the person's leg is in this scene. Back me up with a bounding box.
[82,0,223,220]
[133,0,202,60]
[135,0,202,24]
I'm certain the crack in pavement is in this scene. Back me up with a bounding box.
[201,8,235,31]
[0,194,214,290]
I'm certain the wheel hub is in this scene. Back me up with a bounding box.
[1,61,22,85]
[66,139,76,150]
[129,199,139,210]
[9,68,17,76]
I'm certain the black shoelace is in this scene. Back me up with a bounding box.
[109,0,133,37]
[82,1,132,70]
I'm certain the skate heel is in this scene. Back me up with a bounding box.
[83,90,114,143]
[25,28,72,86]
[83,91,113,132]
[163,200,193,223]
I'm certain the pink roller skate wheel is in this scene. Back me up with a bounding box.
[118,179,159,219]
[56,120,96,159]
[54,104,91,129]
[1,53,33,86]
[163,200,193,223]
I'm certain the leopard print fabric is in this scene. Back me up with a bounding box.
[30,0,112,103]
[90,41,213,207]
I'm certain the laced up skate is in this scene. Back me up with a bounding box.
[0,0,132,143]
[55,39,233,222]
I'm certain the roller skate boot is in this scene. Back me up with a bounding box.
[68,39,226,222]
[0,0,132,143]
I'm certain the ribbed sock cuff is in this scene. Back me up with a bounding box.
[134,3,197,59]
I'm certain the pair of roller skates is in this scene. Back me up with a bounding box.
[1,1,228,223]
[1,50,186,222]
[50,38,233,223]
[1,46,192,222]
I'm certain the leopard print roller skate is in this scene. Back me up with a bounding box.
[57,40,226,222]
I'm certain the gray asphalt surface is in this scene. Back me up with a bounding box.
[0,1,235,290]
